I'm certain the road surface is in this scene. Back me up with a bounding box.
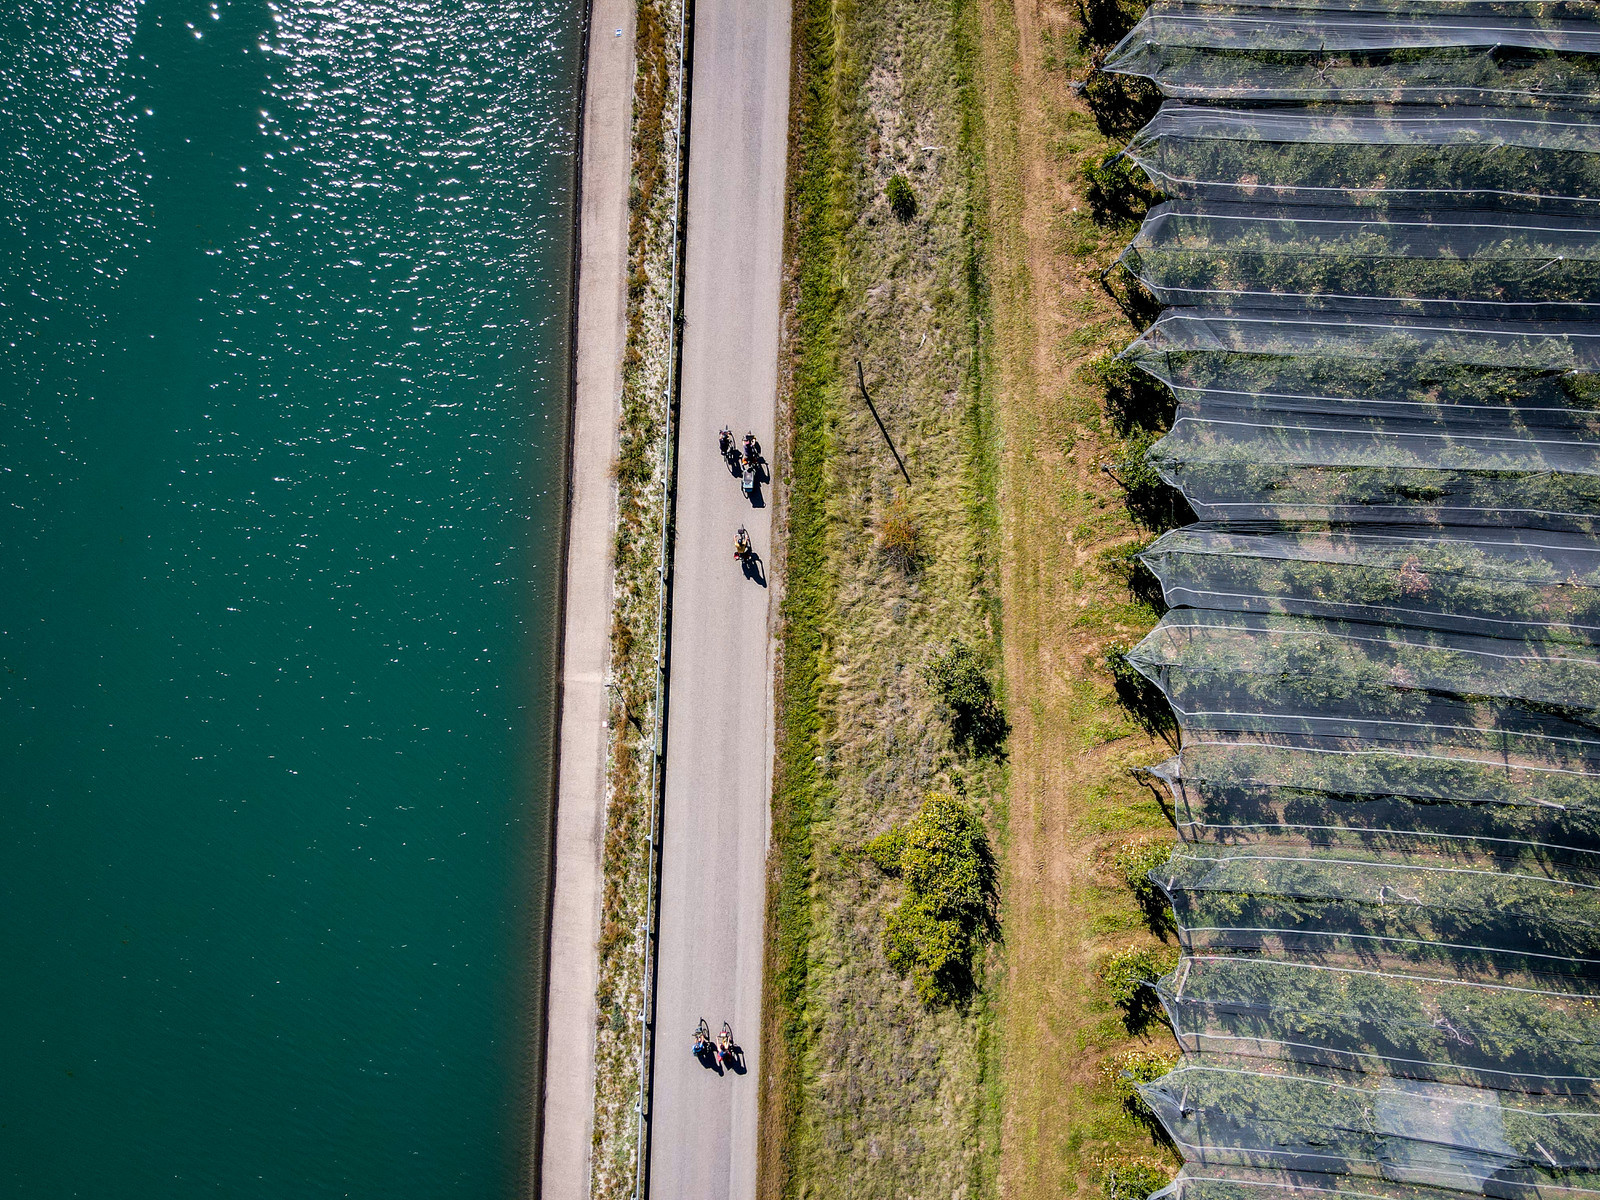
[539,1,635,1194]
[648,0,791,1196]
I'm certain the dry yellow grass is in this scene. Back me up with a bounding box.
[760,0,1005,1195]
[976,0,1184,1195]
[763,0,1184,1196]
[588,0,685,1193]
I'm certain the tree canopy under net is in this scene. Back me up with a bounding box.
[1091,3,1600,1195]
[1103,0,1600,104]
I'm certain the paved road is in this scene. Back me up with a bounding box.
[539,1,636,1194]
[648,0,791,1196]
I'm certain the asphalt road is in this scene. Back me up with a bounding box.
[647,0,791,1196]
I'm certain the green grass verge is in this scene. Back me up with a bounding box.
[759,0,1006,1196]
[758,0,838,1194]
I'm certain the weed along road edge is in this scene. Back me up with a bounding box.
[648,0,791,1196]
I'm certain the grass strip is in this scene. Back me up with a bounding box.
[759,0,1007,1195]
[757,0,840,1194]
[588,0,684,1194]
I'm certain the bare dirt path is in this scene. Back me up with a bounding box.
[646,1,792,1197]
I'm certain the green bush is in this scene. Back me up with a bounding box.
[1083,152,1157,225]
[925,642,1009,754]
[1110,428,1167,500]
[1080,54,1161,139]
[1097,539,1143,581]
[1080,350,1174,437]
[901,792,993,924]
[1099,943,1179,1008]
[1103,641,1142,690]
[927,642,990,712]
[863,827,905,875]
[1104,426,1191,532]
[1100,1047,1178,1114]
[1095,538,1166,612]
[1103,640,1176,741]
[1101,1159,1171,1200]
[884,895,969,1006]
[886,172,917,221]
[1112,838,1174,908]
[874,791,998,1006]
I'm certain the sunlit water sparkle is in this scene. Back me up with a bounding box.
[0,1,581,1194]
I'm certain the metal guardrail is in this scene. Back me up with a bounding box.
[633,0,692,1195]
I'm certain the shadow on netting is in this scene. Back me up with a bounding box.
[1104,643,1178,747]
[1079,59,1163,140]
[1103,440,1195,535]
[1075,0,1144,54]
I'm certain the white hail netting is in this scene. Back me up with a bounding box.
[1154,1164,1600,1200]
[1105,9,1600,52]
[1122,103,1600,212]
[1153,840,1600,966]
[1120,204,1600,314]
[1155,955,1600,1092]
[1126,609,1600,746]
[1137,526,1600,641]
[1102,0,1600,103]
[1123,309,1600,387]
[1137,1059,1600,1190]
[1146,413,1600,530]
[1147,731,1600,855]
[1097,0,1600,1190]
[1119,310,1600,527]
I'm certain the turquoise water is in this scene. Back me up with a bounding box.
[0,1,581,1194]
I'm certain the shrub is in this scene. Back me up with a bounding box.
[1084,152,1157,225]
[886,172,917,221]
[1100,1047,1178,1115]
[1075,0,1142,47]
[1080,54,1162,140]
[615,430,654,493]
[1095,537,1166,611]
[1079,351,1174,437]
[876,792,998,1006]
[901,792,995,924]
[878,494,920,570]
[1098,943,1179,1008]
[863,826,905,875]
[926,642,1009,754]
[1103,640,1176,742]
[1097,539,1142,580]
[1103,425,1195,533]
[927,642,990,712]
[1101,1159,1172,1200]
[1103,641,1143,692]
[884,895,969,1006]
[1112,837,1177,934]
[1112,838,1174,908]
[1108,429,1167,508]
